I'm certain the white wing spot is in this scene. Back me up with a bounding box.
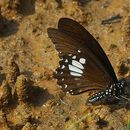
[68,64,83,74]
[79,58,86,64]
[106,91,108,95]
[78,50,81,53]
[58,86,62,88]
[70,72,82,77]
[74,78,80,80]
[60,72,63,74]
[60,58,63,61]
[109,89,112,92]
[72,55,76,59]
[61,65,65,69]
[69,54,72,56]
[65,59,68,63]
[69,65,83,74]
[110,85,113,89]
[72,60,84,69]
[101,92,104,94]
[64,84,67,88]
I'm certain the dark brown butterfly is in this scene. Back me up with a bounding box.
[47,18,126,104]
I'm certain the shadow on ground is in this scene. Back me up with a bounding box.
[0,15,19,37]
[27,85,54,107]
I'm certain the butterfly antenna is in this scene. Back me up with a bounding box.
[120,95,130,101]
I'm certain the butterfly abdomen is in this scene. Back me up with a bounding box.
[87,80,125,104]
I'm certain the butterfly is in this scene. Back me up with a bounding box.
[47,18,127,105]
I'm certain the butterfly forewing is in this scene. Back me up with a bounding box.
[58,18,117,83]
[47,26,115,94]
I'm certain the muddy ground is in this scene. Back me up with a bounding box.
[0,0,130,130]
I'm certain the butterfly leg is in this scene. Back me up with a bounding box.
[115,95,129,105]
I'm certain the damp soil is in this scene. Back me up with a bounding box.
[0,0,130,130]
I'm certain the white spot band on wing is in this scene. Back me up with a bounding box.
[68,64,83,74]
[72,60,84,69]
[70,72,82,77]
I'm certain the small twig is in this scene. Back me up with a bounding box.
[101,14,122,25]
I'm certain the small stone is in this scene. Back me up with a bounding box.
[22,122,37,130]
[15,75,30,103]
[102,1,110,8]
[4,58,20,87]
[107,25,114,33]
[0,110,10,129]
[37,126,43,130]
[0,81,12,108]
[109,44,117,50]
[117,59,130,76]
[95,116,108,128]
[33,72,43,80]
[64,115,70,122]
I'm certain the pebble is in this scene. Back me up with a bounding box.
[15,75,30,103]
[22,122,37,130]
[4,58,20,87]
[0,80,12,108]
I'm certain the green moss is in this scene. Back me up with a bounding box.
[126,121,130,130]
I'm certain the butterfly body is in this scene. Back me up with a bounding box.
[88,79,125,104]
[47,18,127,105]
